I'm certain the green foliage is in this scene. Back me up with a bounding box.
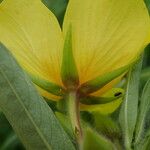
[83,128,115,150]
[119,57,143,149]
[134,79,150,148]
[141,67,150,87]
[0,43,75,150]
[93,113,121,140]
[0,113,24,150]
[142,45,150,68]
[0,132,21,150]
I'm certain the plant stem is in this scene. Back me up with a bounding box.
[68,91,82,146]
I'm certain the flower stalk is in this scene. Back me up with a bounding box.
[68,91,83,146]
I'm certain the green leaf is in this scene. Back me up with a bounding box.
[83,128,115,150]
[61,25,79,89]
[134,79,150,146]
[0,43,75,150]
[79,64,130,95]
[119,57,143,150]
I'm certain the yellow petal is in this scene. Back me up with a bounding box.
[63,0,150,84]
[0,0,63,88]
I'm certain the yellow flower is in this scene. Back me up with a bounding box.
[0,0,150,114]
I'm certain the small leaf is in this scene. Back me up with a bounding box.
[61,25,79,89]
[134,79,150,146]
[83,128,115,150]
[119,57,143,149]
[0,43,75,150]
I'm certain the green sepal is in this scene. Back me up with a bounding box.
[61,25,79,90]
[29,74,64,96]
[82,127,115,150]
[79,64,130,95]
[80,88,124,105]
[80,88,124,115]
